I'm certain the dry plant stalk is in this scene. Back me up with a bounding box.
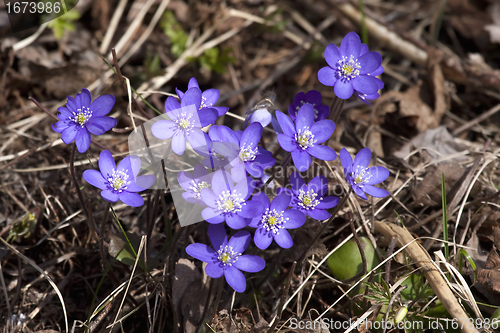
[374,221,479,333]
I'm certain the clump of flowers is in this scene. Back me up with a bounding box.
[44,30,389,295]
[52,88,117,153]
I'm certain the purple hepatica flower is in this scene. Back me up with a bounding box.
[200,169,264,229]
[318,31,383,100]
[176,77,229,116]
[288,90,330,122]
[212,123,275,183]
[83,150,155,207]
[186,224,265,292]
[52,88,117,153]
[276,104,336,172]
[340,147,389,200]
[248,192,306,250]
[287,172,339,220]
[151,88,217,155]
[177,164,213,206]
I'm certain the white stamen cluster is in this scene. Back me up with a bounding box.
[353,165,372,185]
[216,245,241,267]
[337,55,361,81]
[297,189,322,210]
[239,145,258,162]
[217,190,245,213]
[190,180,211,199]
[260,208,288,234]
[295,101,320,119]
[70,107,92,126]
[200,96,213,109]
[295,128,316,150]
[107,169,131,192]
[175,112,194,134]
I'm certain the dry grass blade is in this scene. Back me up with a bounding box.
[374,221,479,333]
[0,237,69,333]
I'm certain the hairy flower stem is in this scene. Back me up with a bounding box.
[329,96,346,124]
[210,278,224,321]
[99,202,111,269]
[261,152,292,190]
[69,143,92,230]
[85,199,99,243]
[297,188,352,265]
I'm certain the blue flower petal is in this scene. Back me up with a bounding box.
[334,80,354,100]
[282,210,306,229]
[353,185,368,200]
[239,201,264,219]
[80,88,92,107]
[240,122,263,149]
[277,134,297,152]
[352,75,379,95]
[98,150,116,177]
[171,132,187,155]
[275,111,296,136]
[151,120,176,140]
[90,94,115,117]
[202,207,224,223]
[358,52,382,74]
[202,89,220,107]
[308,145,337,161]
[366,166,389,185]
[180,88,202,110]
[234,255,265,272]
[226,214,248,229]
[354,148,371,169]
[196,108,218,127]
[274,229,293,248]
[289,171,305,192]
[291,150,311,172]
[75,128,91,153]
[186,243,216,263]
[270,192,291,212]
[85,116,116,135]
[83,169,107,190]
[224,266,246,292]
[296,104,315,131]
[318,66,338,86]
[119,191,144,207]
[208,223,227,250]
[316,196,339,209]
[213,106,229,116]
[61,126,78,144]
[324,44,341,68]
[308,208,330,220]
[187,77,200,89]
[101,189,119,202]
[165,96,181,113]
[52,120,69,133]
[364,185,389,198]
[304,90,322,105]
[254,229,273,250]
[310,120,335,143]
[228,230,251,253]
[340,31,361,58]
[205,263,224,278]
[340,148,353,172]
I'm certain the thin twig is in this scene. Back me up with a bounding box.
[267,261,297,333]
